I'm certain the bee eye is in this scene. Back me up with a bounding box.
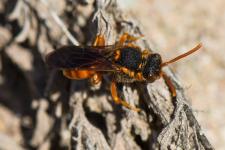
[142,54,162,81]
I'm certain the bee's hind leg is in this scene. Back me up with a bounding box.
[110,81,140,112]
[93,34,105,46]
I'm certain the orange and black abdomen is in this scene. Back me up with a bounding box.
[114,47,142,71]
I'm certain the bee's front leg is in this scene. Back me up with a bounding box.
[161,71,177,98]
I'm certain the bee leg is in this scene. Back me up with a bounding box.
[93,34,105,46]
[117,32,143,46]
[90,73,102,85]
[110,81,141,112]
[126,43,139,48]
[161,71,177,97]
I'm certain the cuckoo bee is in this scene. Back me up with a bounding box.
[46,33,202,112]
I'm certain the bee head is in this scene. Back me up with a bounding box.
[142,53,162,82]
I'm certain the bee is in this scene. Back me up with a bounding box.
[46,33,202,112]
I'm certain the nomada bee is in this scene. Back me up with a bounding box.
[46,33,202,112]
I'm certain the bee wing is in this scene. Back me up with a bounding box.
[46,45,117,71]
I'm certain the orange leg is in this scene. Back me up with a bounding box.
[161,71,176,97]
[110,81,141,112]
[117,32,143,46]
[90,73,102,85]
[126,43,139,48]
[93,34,105,46]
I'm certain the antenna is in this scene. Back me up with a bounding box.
[161,43,202,67]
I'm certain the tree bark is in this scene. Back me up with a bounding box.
[0,0,214,150]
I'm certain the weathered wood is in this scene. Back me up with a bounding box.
[0,0,214,149]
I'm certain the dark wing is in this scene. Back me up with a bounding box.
[46,45,116,71]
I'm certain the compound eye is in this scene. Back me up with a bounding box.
[142,54,162,82]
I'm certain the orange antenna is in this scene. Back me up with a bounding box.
[161,43,202,67]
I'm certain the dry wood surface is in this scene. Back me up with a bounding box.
[0,0,218,150]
